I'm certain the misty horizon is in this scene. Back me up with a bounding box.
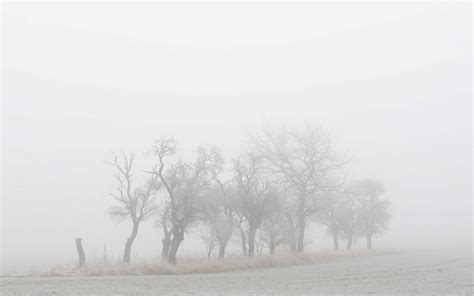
[1,4,471,295]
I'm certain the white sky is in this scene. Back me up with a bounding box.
[1,2,472,273]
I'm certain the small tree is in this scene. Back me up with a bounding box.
[200,191,234,259]
[282,198,299,252]
[350,179,391,249]
[260,189,288,255]
[255,231,266,257]
[196,225,218,259]
[339,189,359,250]
[233,153,273,257]
[233,212,249,257]
[106,151,157,264]
[248,122,347,252]
[149,138,212,264]
[205,146,234,259]
[318,193,346,250]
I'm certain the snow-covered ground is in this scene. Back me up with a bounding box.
[1,248,471,295]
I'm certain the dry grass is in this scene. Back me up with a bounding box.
[39,249,396,277]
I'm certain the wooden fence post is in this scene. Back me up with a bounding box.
[75,238,86,268]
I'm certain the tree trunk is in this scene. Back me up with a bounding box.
[238,227,248,257]
[168,231,184,265]
[257,241,264,257]
[366,234,372,249]
[297,216,306,252]
[285,214,297,253]
[123,221,139,264]
[289,225,297,253]
[75,238,85,268]
[346,234,353,250]
[218,242,226,259]
[161,234,171,262]
[161,220,171,261]
[207,244,213,259]
[297,197,306,252]
[247,226,257,257]
[269,241,276,255]
[333,231,339,251]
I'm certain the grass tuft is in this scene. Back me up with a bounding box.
[37,249,396,277]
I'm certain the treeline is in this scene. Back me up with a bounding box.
[106,123,391,264]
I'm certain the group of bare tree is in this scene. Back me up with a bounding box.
[106,123,391,264]
[317,179,391,251]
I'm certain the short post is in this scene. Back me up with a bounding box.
[103,243,107,264]
[75,238,86,268]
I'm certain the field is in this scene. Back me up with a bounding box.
[1,248,471,295]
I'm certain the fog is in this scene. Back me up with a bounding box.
[1,2,471,274]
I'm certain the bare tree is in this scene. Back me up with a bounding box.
[318,193,346,250]
[106,151,157,264]
[282,200,299,253]
[232,153,273,257]
[156,201,172,261]
[200,191,234,259]
[204,146,234,259]
[249,123,347,252]
[148,138,212,264]
[234,213,249,257]
[196,225,218,259]
[339,188,359,250]
[260,189,289,255]
[349,179,391,249]
[255,231,265,257]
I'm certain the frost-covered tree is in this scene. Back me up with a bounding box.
[233,153,273,257]
[203,146,234,259]
[149,138,213,264]
[248,123,347,252]
[349,179,391,249]
[106,151,157,264]
[318,192,346,250]
[196,224,218,259]
[200,190,234,259]
[260,189,289,254]
[339,188,359,250]
[233,210,249,257]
